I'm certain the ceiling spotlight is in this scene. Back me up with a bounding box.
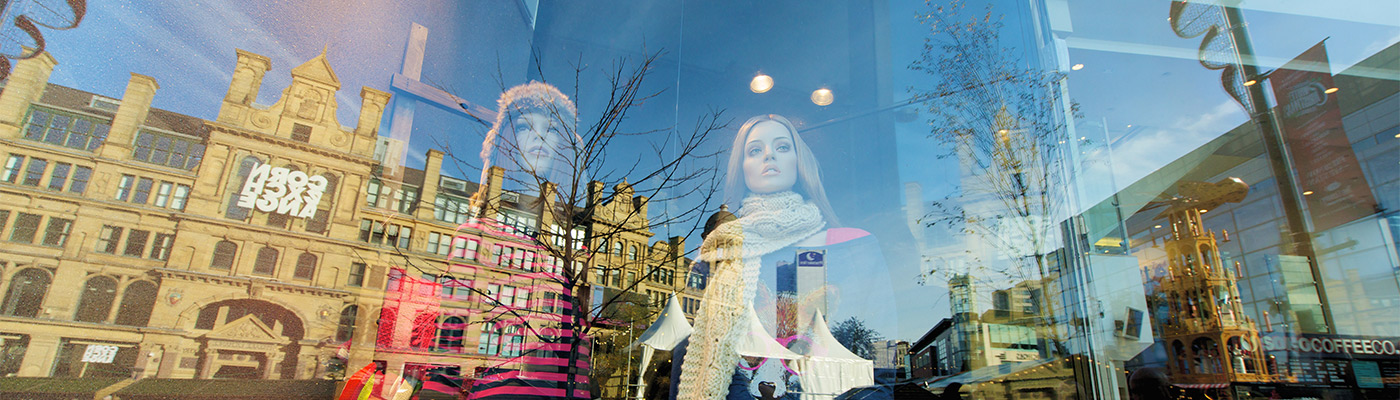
[750,74,774,93]
[811,88,834,106]
[1324,87,1339,94]
[1071,64,1084,71]
[1243,79,1257,86]
[1302,190,1314,196]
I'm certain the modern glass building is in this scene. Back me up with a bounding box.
[0,1,1393,399]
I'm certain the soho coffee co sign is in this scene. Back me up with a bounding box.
[1262,333,1400,357]
[238,163,328,218]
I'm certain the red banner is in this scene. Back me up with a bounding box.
[1269,41,1377,232]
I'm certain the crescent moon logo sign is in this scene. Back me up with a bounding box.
[805,253,817,261]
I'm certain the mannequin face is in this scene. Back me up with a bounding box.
[513,112,562,176]
[742,121,799,194]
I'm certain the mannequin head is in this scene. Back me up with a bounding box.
[477,82,579,195]
[725,114,839,226]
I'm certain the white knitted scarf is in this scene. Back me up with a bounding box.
[677,191,825,400]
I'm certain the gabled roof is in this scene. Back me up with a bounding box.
[290,47,341,88]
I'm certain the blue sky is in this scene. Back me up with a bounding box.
[25,0,1398,341]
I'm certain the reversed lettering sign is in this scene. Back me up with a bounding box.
[237,163,327,218]
[81,344,119,364]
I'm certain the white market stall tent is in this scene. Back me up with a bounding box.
[792,310,875,400]
[627,294,693,400]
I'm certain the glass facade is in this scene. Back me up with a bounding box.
[0,1,1394,399]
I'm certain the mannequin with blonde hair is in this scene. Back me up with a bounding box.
[672,114,894,400]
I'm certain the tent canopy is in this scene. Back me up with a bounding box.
[628,293,693,351]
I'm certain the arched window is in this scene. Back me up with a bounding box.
[210,240,237,270]
[225,156,262,220]
[436,316,466,353]
[1,268,51,317]
[74,276,118,323]
[612,241,623,256]
[294,253,317,280]
[336,305,358,342]
[115,280,158,326]
[253,247,279,275]
[628,245,638,260]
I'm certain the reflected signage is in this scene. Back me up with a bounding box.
[1269,41,1377,232]
[237,163,328,218]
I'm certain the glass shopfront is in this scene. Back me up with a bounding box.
[0,1,1394,399]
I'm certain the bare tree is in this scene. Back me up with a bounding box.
[911,0,1076,291]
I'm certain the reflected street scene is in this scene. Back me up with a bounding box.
[0,0,1395,399]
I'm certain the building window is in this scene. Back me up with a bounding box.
[478,322,502,355]
[0,268,51,317]
[149,233,174,260]
[96,225,123,254]
[348,262,367,287]
[434,195,473,224]
[22,108,110,151]
[305,174,336,234]
[253,247,278,275]
[628,245,638,260]
[130,177,154,204]
[336,305,358,342]
[225,156,261,220]
[41,217,72,247]
[47,162,70,191]
[114,280,157,326]
[291,123,312,143]
[266,212,289,229]
[123,230,149,257]
[169,184,189,210]
[389,225,411,248]
[131,130,203,170]
[210,240,236,270]
[0,210,8,233]
[613,241,623,256]
[294,253,317,280]
[115,174,135,201]
[0,334,28,376]
[154,182,172,207]
[428,232,447,255]
[2,155,23,183]
[21,158,45,186]
[436,316,466,353]
[8,213,41,243]
[69,166,91,194]
[440,276,471,301]
[74,276,118,323]
[366,179,382,207]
